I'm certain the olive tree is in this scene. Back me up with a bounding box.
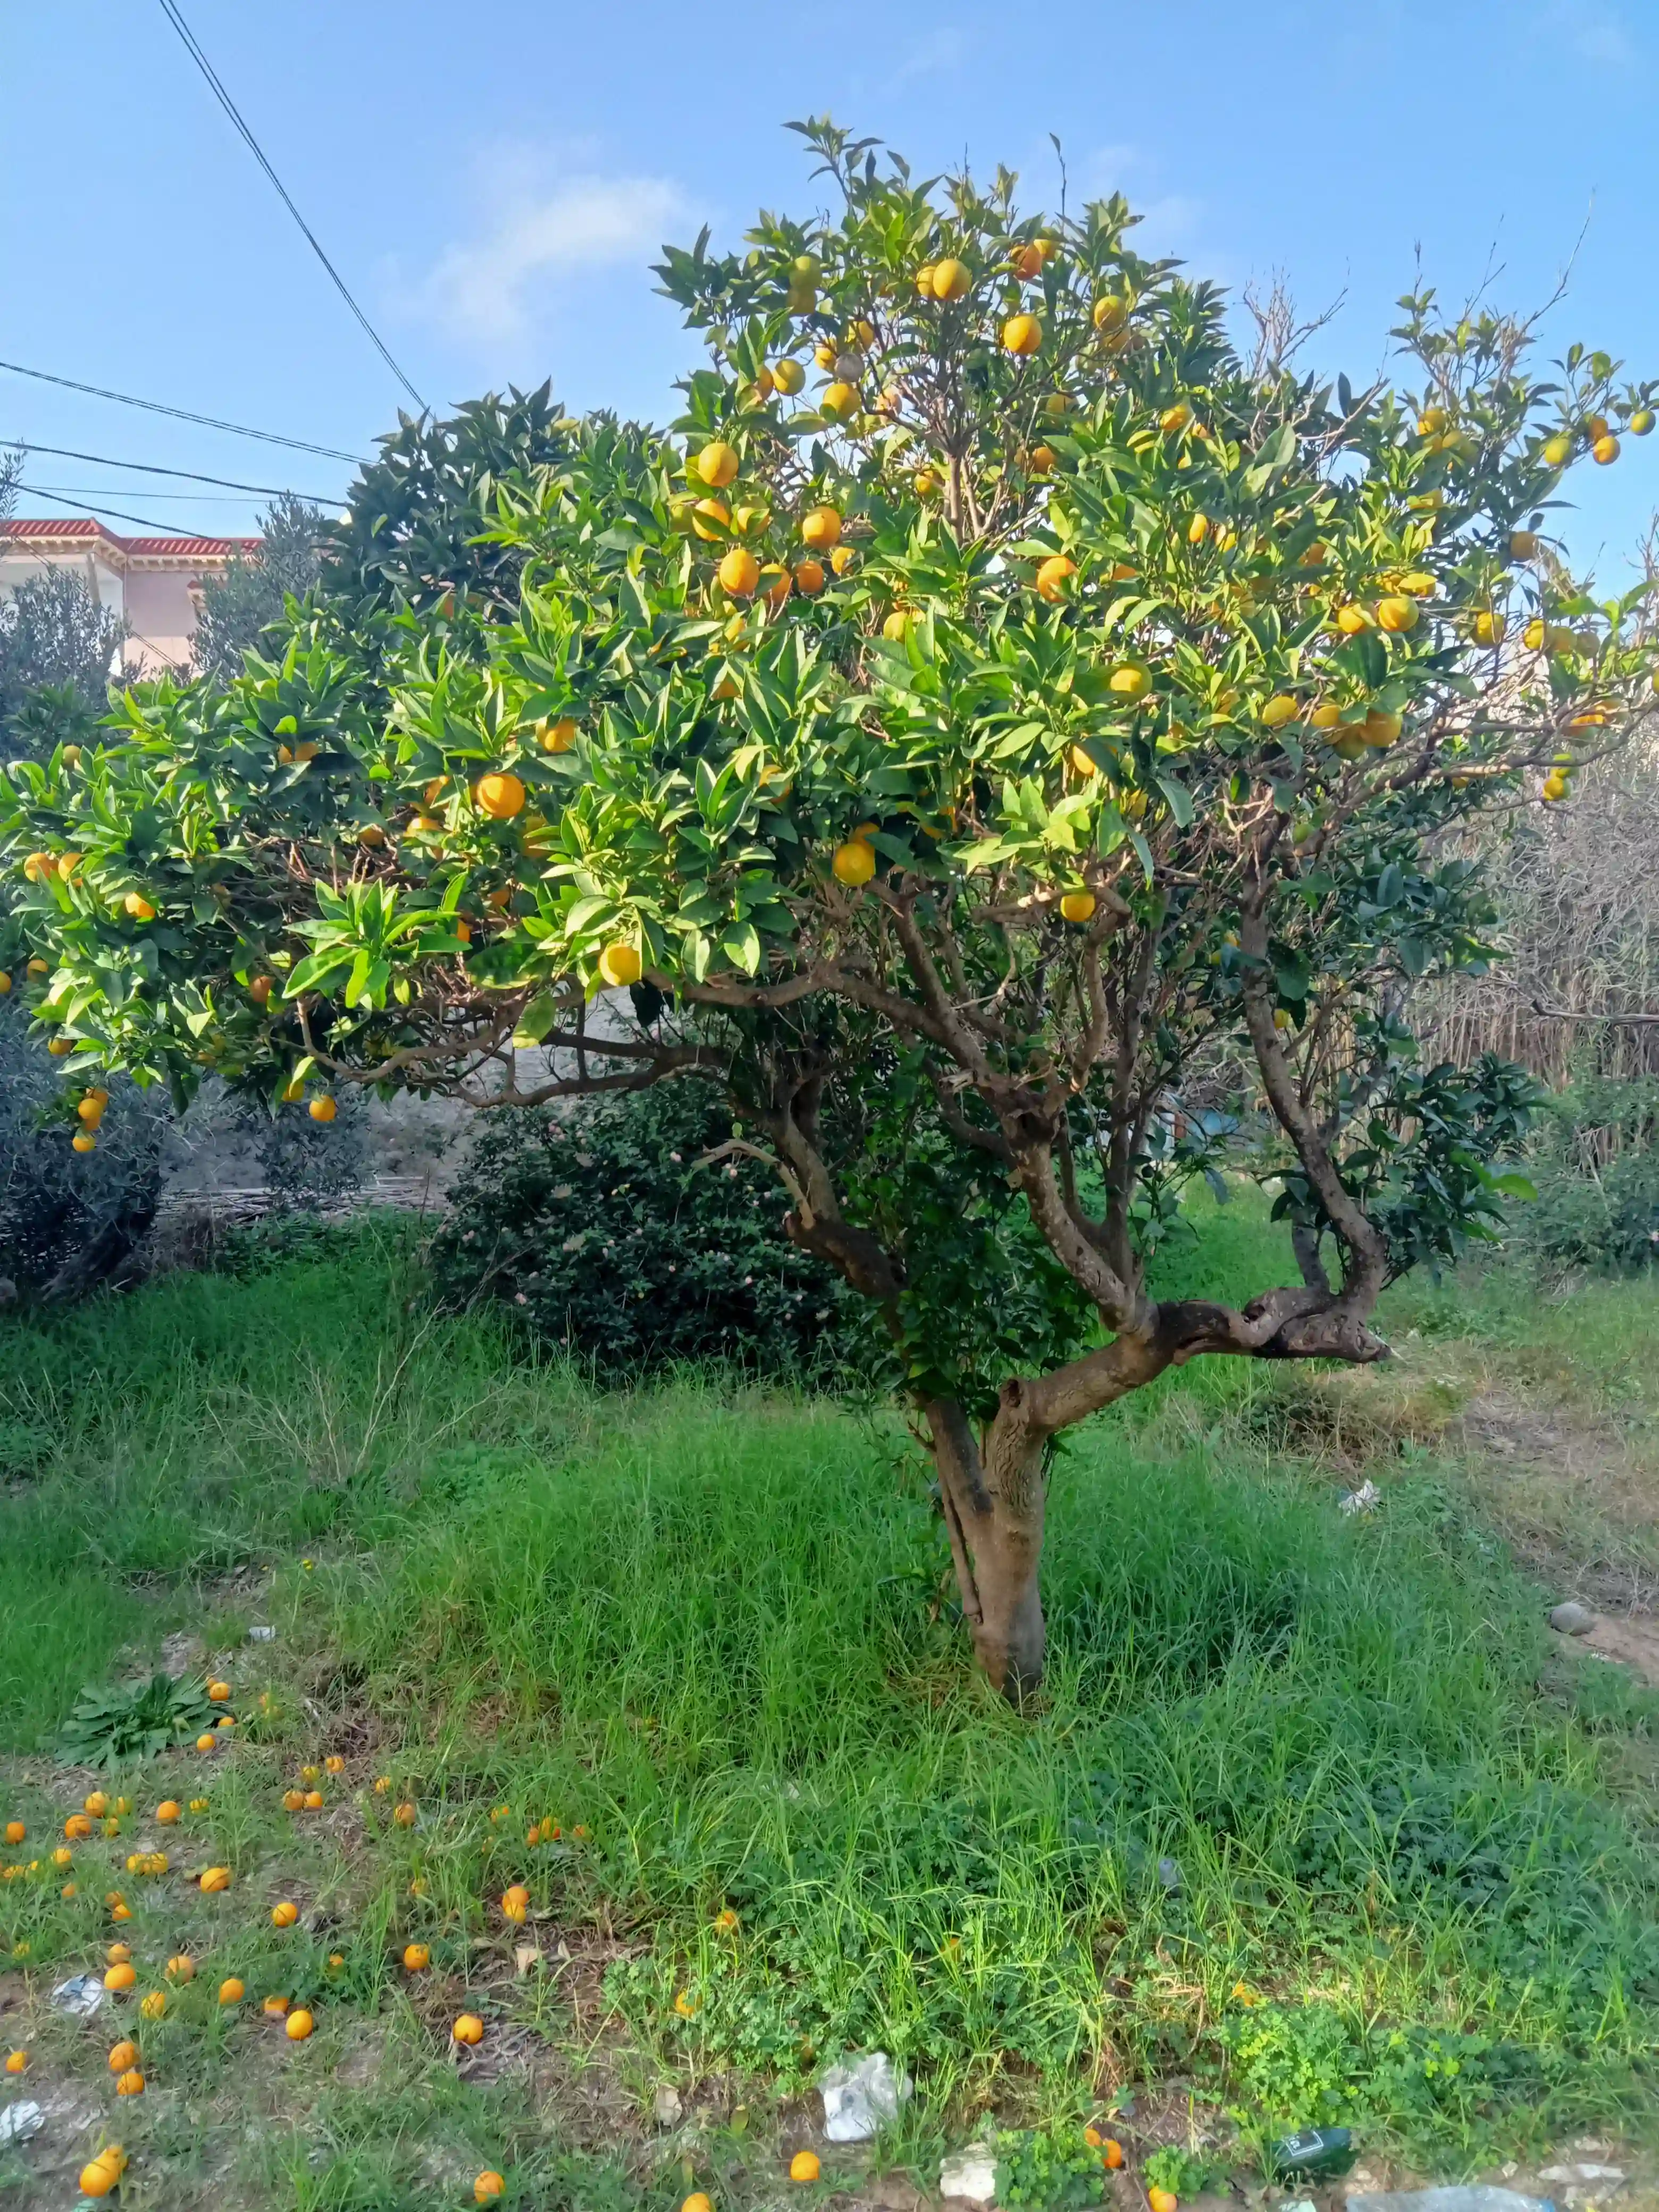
[5,122,1655,1694]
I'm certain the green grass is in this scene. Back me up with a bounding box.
[1,1210,1656,2205]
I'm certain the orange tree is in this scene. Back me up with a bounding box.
[5,120,1657,1696]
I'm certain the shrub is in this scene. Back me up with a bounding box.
[1515,1076,1659,1270]
[0,999,169,1298]
[431,1079,856,1381]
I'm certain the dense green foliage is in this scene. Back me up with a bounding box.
[1518,1075,1659,1269]
[432,1077,851,1378]
[191,492,331,682]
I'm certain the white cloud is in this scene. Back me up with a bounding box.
[404,160,688,347]
[889,25,974,87]
[1535,0,1638,64]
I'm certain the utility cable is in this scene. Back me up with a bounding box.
[3,439,334,501]
[7,483,254,538]
[155,0,427,412]
[0,358,363,464]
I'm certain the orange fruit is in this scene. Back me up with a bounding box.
[1541,433,1572,467]
[303,1789,322,1809]
[1510,529,1538,558]
[1092,295,1129,334]
[718,548,761,598]
[502,1884,531,1915]
[1035,555,1076,601]
[1108,663,1152,700]
[1261,695,1298,727]
[283,1790,305,1813]
[107,2041,137,2073]
[72,1133,97,1154]
[1158,404,1191,435]
[683,2197,714,2212]
[1029,445,1056,473]
[882,610,913,642]
[800,506,842,550]
[821,380,858,418]
[790,2150,822,2182]
[85,1794,108,1818]
[116,2068,145,2096]
[793,559,827,595]
[831,841,876,887]
[200,1865,232,1892]
[453,2013,485,2046]
[79,2150,127,2198]
[1103,2140,1125,2169]
[219,1978,245,2005]
[1363,709,1403,748]
[691,498,731,541]
[103,1964,136,1992]
[475,2176,507,2205]
[286,2007,314,2041]
[772,359,805,395]
[357,822,386,847]
[539,716,580,752]
[475,772,526,820]
[1002,313,1042,356]
[324,1756,344,1774]
[308,1097,336,1124]
[272,1901,299,1928]
[1059,891,1096,924]
[263,1995,290,2016]
[138,1992,166,2020]
[1187,514,1210,546]
[166,1955,195,1981]
[1149,2191,1178,2212]
[696,442,740,489]
[403,1943,431,1972]
[1309,703,1344,730]
[830,545,855,575]
[65,1815,93,1840]
[1473,610,1506,646]
[931,258,971,301]
[123,893,155,921]
[393,1802,416,1827]
[1593,433,1620,465]
[155,1800,181,1824]
[3,2051,23,2074]
[597,942,642,988]
[1375,595,1418,633]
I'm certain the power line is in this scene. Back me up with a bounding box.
[155,0,427,413]
[9,483,256,538]
[0,358,363,464]
[3,438,334,501]
[26,485,274,505]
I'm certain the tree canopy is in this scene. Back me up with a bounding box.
[4,121,1655,1691]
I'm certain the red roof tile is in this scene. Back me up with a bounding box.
[2,518,258,558]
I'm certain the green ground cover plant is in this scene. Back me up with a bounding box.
[0,1204,1654,2207]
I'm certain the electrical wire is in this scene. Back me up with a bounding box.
[2,438,334,501]
[0,358,363,464]
[7,483,254,537]
[155,0,427,413]
[26,484,273,505]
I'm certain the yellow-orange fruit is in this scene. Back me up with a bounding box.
[598,942,642,988]
[800,506,842,550]
[930,258,971,302]
[1035,555,1076,602]
[696,442,739,489]
[832,841,877,887]
[474,772,526,820]
[718,548,761,598]
[1002,314,1042,356]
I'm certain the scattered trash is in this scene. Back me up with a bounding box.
[247,1624,277,1643]
[513,1945,542,1978]
[940,2145,999,2202]
[1348,2190,1554,2212]
[1274,2127,1356,2179]
[653,2084,683,2127]
[1540,2167,1624,2187]
[820,2050,911,2142]
[49,1973,106,2018]
[1157,1856,1182,1892]
[1549,1602,1595,1637]
[1339,1481,1382,1516]
[0,2100,45,2147]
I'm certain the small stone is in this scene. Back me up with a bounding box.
[1551,1602,1596,1636]
[652,2084,683,2126]
[940,2148,999,2203]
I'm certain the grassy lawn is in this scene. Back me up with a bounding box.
[1,1208,1655,2208]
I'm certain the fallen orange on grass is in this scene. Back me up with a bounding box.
[78,2147,127,2198]
[155,1801,179,1824]
[138,1992,166,2021]
[452,2013,484,2046]
[286,2008,314,2041]
[263,1995,290,2017]
[4,2050,26,2074]
[200,1865,232,1892]
[3,1822,22,1846]
[103,1964,136,1993]
[403,1943,431,1972]
[475,2177,506,2205]
[271,1901,299,1928]
[790,2150,821,2182]
[115,2068,145,2097]
[219,1978,244,2005]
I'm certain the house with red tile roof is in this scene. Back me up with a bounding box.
[0,515,259,675]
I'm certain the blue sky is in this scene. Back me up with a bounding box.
[3,0,1656,577]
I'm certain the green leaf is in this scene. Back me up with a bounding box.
[511,993,562,1048]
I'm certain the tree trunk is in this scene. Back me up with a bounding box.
[925,1396,1048,1703]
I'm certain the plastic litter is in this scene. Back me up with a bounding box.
[1348,2191,1555,2212]
[819,2050,911,2142]
[247,1624,278,1642]
[49,1972,106,2017]
[940,2146,999,2202]
[1274,2126,1356,2177]
[0,2100,45,2147]
[1157,1856,1182,1891]
[1339,1481,1382,1516]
